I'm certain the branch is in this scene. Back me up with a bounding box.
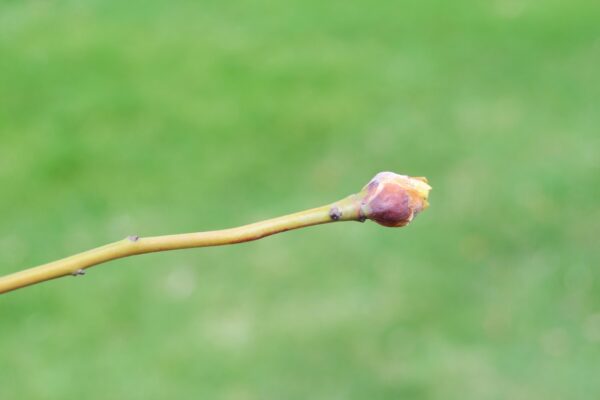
[0,172,431,295]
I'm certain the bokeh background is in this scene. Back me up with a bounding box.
[1,0,599,398]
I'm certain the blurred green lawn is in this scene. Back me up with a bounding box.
[1,0,599,398]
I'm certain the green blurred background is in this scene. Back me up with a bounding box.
[1,0,599,398]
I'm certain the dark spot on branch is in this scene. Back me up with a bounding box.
[329,207,342,221]
[357,209,367,223]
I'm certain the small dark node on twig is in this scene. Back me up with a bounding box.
[357,203,367,222]
[127,235,140,242]
[71,269,86,277]
[329,207,342,221]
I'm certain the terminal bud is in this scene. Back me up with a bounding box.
[360,172,431,227]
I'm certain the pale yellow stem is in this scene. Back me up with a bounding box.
[0,171,431,296]
[0,195,362,295]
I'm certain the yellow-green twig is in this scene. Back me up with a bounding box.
[0,172,431,295]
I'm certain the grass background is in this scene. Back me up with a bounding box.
[1,0,599,398]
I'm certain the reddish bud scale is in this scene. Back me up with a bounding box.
[360,172,431,227]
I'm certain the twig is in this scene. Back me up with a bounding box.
[0,172,431,295]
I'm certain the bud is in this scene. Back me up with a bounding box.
[359,172,431,227]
